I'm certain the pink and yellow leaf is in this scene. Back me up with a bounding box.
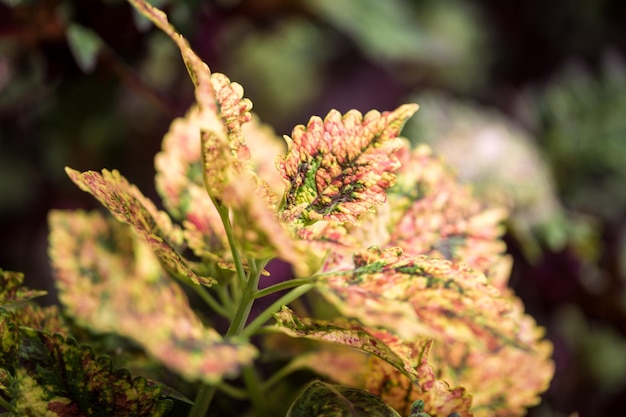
[278,105,418,226]
[387,144,511,290]
[317,247,522,350]
[48,210,257,383]
[65,168,214,286]
[274,307,472,416]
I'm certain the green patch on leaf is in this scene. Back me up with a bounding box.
[278,105,418,226]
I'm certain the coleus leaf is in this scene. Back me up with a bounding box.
[282,345,370,388]
[65,168,214,287]
[365,341,471,417]
[11,304,69,336]
[128,0,262,203]
[0,309,20,373]
[1,313,172,417]
[274,307,419,381]
[287,380,401,417]
[155,106,230,260]
[48,210,257,384]
[368,145,554,415]
[429,308,554,417]
[243,114,287,198]
[315,244,554,415]
[388,143,511,290]
[132,0,297,270]
[221,176,315,276]
[316,246,522,350]
[274,307,471,416]
[278,104,418,227]
[0,270,46,306]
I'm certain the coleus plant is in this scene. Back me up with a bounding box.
[0,0,554,416]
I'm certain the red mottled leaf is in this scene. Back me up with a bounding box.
[316,247,523,349]
[430,303,554,417]
[12,304,69,336]
[366,341,472,417]
[278,105,418,227]
[0,270,46,306]
[155,106,230,260]
[388,143,511,290]
[316,245,554,415]
[65,168,214,287]
[274,307,472,416]
[244,113,287,198]
[129,0,262,205]
[274,307,416,381]
[48,210,257,384]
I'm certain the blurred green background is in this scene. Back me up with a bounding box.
[2,0,626,416]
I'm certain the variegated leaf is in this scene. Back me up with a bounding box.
[387,143,512,290]
[430,303,554,417]
[274,307,472,416]
[274,307,416,381]
[65,168,214,287]
[129,0,271,206]
[244,113,287,198]
[5,323,172,417]
[12,304,69,336]
[278,105,418,227]
[0,270,46,306]
[0,309,19,372]
[155,106,229,260]
[221,176,314,276]
[316,247,524,350]
[287,380,401,417]
[48,210,257,384]
[366,341,472,417]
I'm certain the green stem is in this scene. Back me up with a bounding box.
[240,283,314,338]
[252,278,315,299]
[260,361,299,393]
[242,365,267,417]
[188,198,251,417]
[228,269,242,306]
[226,259,264,337]
[215,203,247,292]
[0,395,13,414]
[191,284,230,318]
[188,385,216,417]
[216,382,248,400]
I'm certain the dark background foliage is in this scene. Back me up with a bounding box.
[2,1,626,416]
